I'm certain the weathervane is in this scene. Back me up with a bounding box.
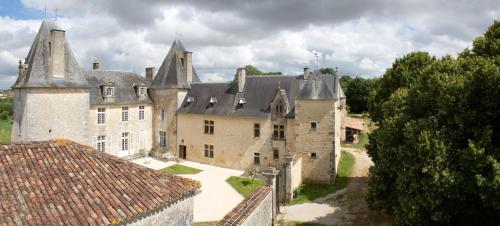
[43,5,48,19]
[54,8,58,20]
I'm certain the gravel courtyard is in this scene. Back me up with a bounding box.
[132,158,245,223]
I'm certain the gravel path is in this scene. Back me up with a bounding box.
[279,148,393,225]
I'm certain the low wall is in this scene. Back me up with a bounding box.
[126,195,194,226]
[290,156,302,197]
[218,186,272,226]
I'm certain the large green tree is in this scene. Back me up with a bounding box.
[244,65,281,75]
[344,77,378,113]
[366,21,500,225]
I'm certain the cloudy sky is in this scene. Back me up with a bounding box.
[0,0,499,89]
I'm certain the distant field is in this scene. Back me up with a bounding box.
[0,119,11,142]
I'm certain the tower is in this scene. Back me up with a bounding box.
[11,20,90,144]
[149,40,200,156]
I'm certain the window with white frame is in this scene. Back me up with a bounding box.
[204,144,214,158]
[97,135,105,152]
[139,106,145,120]
[97,108,106,124]
[160,108,166,121]
[106,87,113,96]
[139,87,146,95]
[122,106,129,122]
[160,131,167,147]
[121,132,129,151]
[139,130,145,149]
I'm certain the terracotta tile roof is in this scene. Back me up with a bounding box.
[0,139,200,226]
[217,186,271,226]
[344,116,365,131]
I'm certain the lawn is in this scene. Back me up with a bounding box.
[0,119,11,142]
[226,176,265,197]
[342,131,368,150]
[291,150,355,205]
[160,164,202,174]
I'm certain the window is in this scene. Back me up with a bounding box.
[273,124,285,139]
[139,87,146,95]
[311,122,317,130]
[106,87,113,96]
[310,152,317,159]
[273,149,279,160]
[204,120,214,134]
[159,131,167,147]
[97,135,105,152]
[160,108,165,121]
[254,153,260,165]
[139,106,145,120]
[254,123,260,138]
[276,104,283,114]
[204,144,214,158]
[122,106,129,122]
[121,132,129,151]
[97,108,106,124]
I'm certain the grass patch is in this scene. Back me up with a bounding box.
[0,119,11,142]
[160,164,202,174]
[226,176,265,197]
[278,221,328,226]
[194,222,217,226]
[291,151,355,205]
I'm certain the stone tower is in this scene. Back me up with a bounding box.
[11,20,90,144]
[149,40,200,156]
[294,72,341,183]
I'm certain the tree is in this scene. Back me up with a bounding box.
[343,77,378,113]
[320,67,338,75]
[244,65,281,75]
[366,22,500,225]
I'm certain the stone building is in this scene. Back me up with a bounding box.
[0,139,199,226]
[12,20,346,187]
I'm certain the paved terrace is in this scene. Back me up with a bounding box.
[132,157,245,222]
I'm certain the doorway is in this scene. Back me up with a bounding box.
[179,145,187,159]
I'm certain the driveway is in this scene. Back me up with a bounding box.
[132,158,245,223]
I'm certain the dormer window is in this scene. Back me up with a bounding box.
[106,87,113,97]
[237,97,246,109]
[139,87,146,95]
[276,102,283,115]
[187,96,195,103]
[209,97,217,107]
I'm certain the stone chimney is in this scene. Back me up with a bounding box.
[49,29,65,79]
[303,67,310,80]
[146,67,156,81]
[236,67,246,93]
[92,59,100,70]
[184,51,193,82]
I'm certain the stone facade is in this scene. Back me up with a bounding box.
[88,104,153,157]
[12,88,89,144]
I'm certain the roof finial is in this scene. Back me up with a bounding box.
[314,51,319,69]
[43,5,48,19]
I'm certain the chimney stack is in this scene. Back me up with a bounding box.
[49,29,66,79]
[92,59,100,70]
[184,52,193,82]
[303,67,310,80]
[146,67,156,81]
[236,68,246,93]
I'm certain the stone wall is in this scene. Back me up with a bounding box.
[88,104,153,157]
[12,88,89,145]
[290,156,302,197]
[177,113,275,171]
[126,195,194,226]
[294,99,337,183]
[218,186,272,226]
[150,88,183,155]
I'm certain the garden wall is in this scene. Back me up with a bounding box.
[217,186,272,226]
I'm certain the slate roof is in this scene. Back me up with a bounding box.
[151,40,200,89]
[13,20,89,89]
[0,139,200,226]
[178,73,344,118]
[83,69,153,105]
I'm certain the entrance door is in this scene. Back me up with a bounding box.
[179,145,187,159]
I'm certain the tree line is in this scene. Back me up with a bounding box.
[366,21,499,225]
